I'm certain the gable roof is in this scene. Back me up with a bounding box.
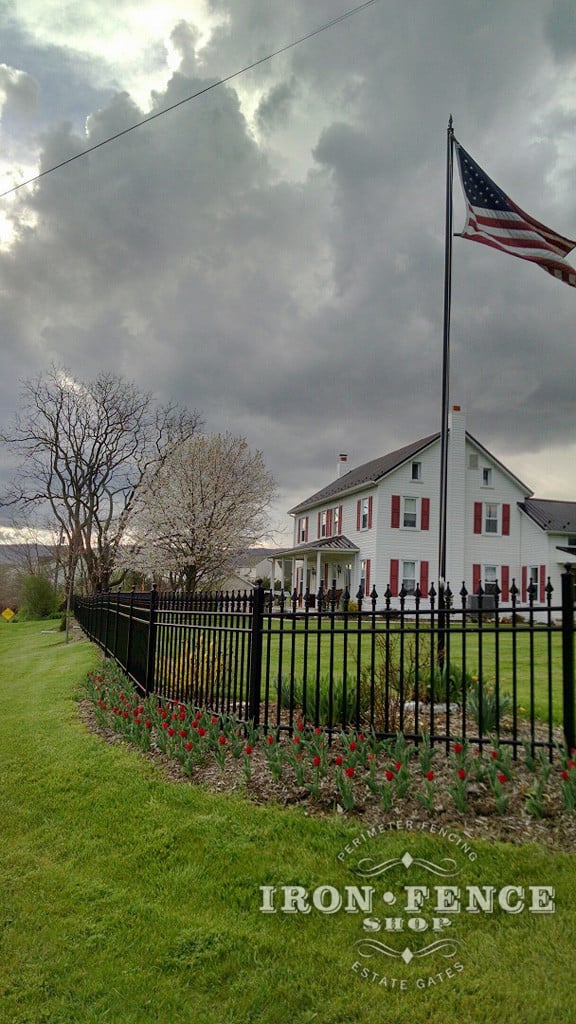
[519,499,576,534]
[289,433,439,515]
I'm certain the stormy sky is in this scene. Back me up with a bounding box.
[1,0,575,542]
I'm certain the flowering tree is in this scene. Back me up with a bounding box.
[128,432,276,593]
[0,366,202,598]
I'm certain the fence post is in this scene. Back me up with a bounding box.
[103,590,110,656]
[561,565,575,753]
[126,586,135,678]
[248,580,265,725]
[145,584,159,696]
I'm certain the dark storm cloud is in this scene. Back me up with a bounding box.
[1,0,576,530]
[545,0,576,59]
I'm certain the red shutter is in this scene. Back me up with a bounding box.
[365,559,371,596]
[368,495,373,529]
[502,503,510,536]
[501,565,510,602]
[317,512,321,539]
[421,497,430,531]
[305,516,309,542]
[327,509,333,537]
[473,502,483,534]
[391,495,400,529]
[522,566,528,602]
[540,565,546,603]
[472,564,481,594]
[338,506,343,536]
[390,559,399,597]
[324,563,329,589]
[356,500,361,531]
[419,560,429,596]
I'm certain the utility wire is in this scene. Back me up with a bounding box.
[0,0,380,201]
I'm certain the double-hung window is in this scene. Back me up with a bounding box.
[474,501,510,536]
[403,497,417,529]
[402,561,417,595]
[485,503,498,534]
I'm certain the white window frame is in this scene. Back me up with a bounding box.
[402,496,418,529]
[482,467,493,487]
[360,497,370,530]
[484,565,499,595]
[484,503,499,534]
[411,461,422,482]
[297,517,308,543]
[401,560,417,595]
[332,505,341,534]
[320,510,328,538]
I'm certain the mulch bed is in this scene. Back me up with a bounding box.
[78,699,576,853]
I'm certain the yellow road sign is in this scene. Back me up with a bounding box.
[1,608,15,621]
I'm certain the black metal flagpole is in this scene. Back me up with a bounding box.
[438,115,455,586]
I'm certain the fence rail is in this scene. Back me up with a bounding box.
[75,572,576,757]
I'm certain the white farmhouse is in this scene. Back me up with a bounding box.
[277,407,576,607]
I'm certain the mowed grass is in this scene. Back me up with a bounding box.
[259,618,565,723]
[1,619,575,1024]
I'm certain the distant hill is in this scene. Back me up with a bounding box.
[0,544,57,565]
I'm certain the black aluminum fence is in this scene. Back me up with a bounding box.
[75,571,576,757]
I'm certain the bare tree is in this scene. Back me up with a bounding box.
[0,366,202,605]
[128,432,277,593]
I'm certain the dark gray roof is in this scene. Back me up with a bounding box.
[288,433,439,515]
[519,499,576,534]
[277,535,360,558]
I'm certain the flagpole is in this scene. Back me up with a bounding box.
[438,115,454,587]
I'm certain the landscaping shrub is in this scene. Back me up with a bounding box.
[19,573,61,620]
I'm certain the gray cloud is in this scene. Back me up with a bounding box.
[0,64,38,116]
[1,0,576,533]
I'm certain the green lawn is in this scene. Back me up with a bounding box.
[1,619,575,1024]
[260,618,565,724]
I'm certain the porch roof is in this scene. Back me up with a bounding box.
[276,534,360,559]
[519,498,576,533]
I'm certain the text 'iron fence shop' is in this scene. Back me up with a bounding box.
[74,571,576,757]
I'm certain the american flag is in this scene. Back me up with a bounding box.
[454,140,576,287]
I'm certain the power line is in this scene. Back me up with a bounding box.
[0,0,380,201]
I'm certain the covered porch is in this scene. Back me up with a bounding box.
[273,535,360,606]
